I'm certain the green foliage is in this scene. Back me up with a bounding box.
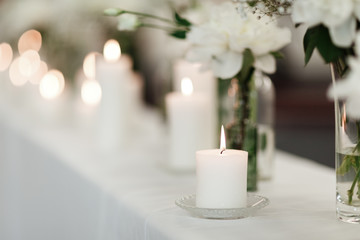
[238,49,255,85]
[174,12,192,27]
[303,25,347,65]
[337,155,352,176]
[170,30,187,39]
[260,133,267,151]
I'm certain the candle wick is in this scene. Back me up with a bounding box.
[220,148,225,154]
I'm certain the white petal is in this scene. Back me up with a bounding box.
[329,17,356,47]
[322,0,353,27]
[328,78,355,99]
[211,51,243,79]
[187,26,226,46]
[254,55,276,74]
[346,97,360,119]
[186,45,225,63]
[291,0,322,26]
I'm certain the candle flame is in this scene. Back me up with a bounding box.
[83,52,97,79]
[181,77,193,96]
[103,39,121,62]
[220,125,226,154]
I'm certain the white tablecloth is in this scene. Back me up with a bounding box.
[0,104,358,240]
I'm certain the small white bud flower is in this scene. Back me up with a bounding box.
[104,8,120,16]
[117,14,140,31]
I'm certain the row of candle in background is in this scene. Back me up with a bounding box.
[0,28,217,160]
[0,28,249,208]
[0,28,274,179]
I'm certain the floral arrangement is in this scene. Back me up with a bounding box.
[105,1,291,191]
[105,2,291,80]
[239,0,360,212]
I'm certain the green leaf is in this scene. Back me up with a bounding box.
[174,12,191,27]
[303,25,347,65]
[303,26,318,65]
[270,51,284,59]
[247,1,257,7]
[316,26,346,63]
[337,155,352,176]
[169,30,187,39]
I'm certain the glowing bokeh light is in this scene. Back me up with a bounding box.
[0,43,13,71]
[19,50,41,77]
[18,29,42,54]
[9,58,27,86]
[29,61,48,84]
[81,79,102,106]
[39,70,65,99]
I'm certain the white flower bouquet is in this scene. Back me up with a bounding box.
[105,1,291,191]
[240,0,360,221]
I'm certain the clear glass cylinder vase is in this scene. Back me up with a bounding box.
[332,62,360,223]
[255,71,275,180]
[218,70,258,192]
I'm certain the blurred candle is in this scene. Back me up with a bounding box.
[165,77,212,171]
[95,39,133,150]
[173,59,217,147]
[196,126,248,208]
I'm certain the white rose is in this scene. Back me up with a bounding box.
[185,2,290,78]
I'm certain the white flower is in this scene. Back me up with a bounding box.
[117,14,140,31]
[291,0,360,47]
[185,2,291,79]
[328,56,360,119]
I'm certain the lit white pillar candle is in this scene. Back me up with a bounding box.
[166,77,212,171]
[95,39,133,150]
[196,126,248,208]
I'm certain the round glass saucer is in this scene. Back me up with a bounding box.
[175,194,269,219]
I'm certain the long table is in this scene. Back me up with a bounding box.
[0,104,358,240]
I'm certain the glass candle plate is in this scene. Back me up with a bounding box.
[175,194,269,219]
